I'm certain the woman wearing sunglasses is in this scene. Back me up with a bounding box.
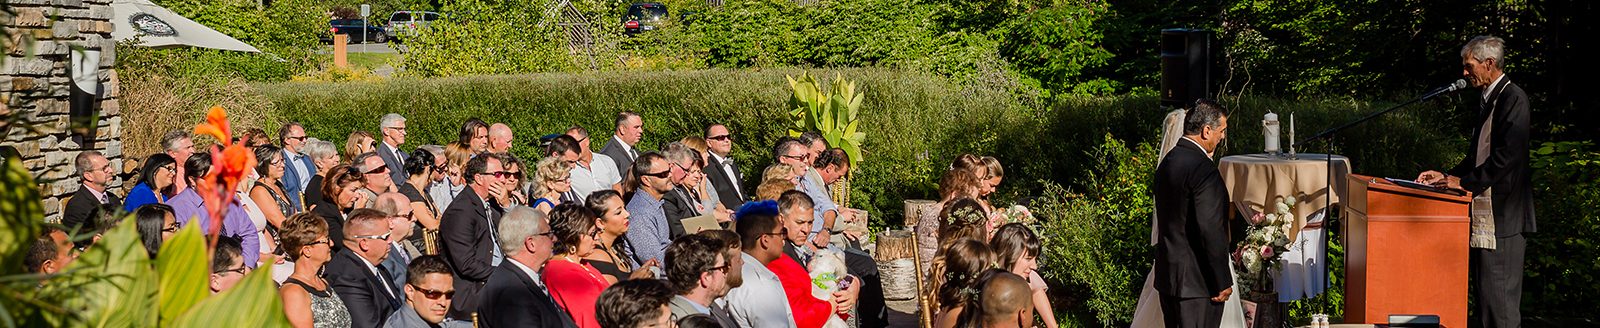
[279,213,353,328]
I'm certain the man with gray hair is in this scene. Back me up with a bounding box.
[378,113,409,184]
[1416,35,1533,328]
[160,130,195,193]
[488,123,515,154]
[1153,98,1231,328]
[63,150,120,232]
[278,122,314,212]
[477,206,576,328]
[356,152,394,208]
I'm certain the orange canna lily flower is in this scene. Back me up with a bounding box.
[191,106,257,238]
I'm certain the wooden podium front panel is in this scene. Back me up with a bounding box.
[1344,175,1470,328]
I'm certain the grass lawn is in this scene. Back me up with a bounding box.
[347,52,399,70]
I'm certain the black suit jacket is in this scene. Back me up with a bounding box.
[704,153,747,210]
[377,143,409,185]
[440,190,501,320]
[62,186,120,232]
[1449,78,1536,237]
[598,137,636,177]
[662,186,700,238]
[478,261,578,328]
[310,201,347,252]
[1153,140,1233,299]
[324,248,402,328]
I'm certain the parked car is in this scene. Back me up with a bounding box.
[622,2,668,35]
[386,11,442,39]
[322,19,388,43]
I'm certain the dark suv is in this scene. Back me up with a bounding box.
[323,19,388,44]
[623,2,668,35]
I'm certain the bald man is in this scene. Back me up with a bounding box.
[977,271,1034,328]
[489,123,514,154]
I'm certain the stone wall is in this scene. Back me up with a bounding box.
[1,0,122,223]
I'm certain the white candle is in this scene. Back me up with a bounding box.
[1263,112,1281,153]
[1289,113,1295,149]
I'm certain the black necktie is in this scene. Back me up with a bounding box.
[375,265,400,305]
[628,147,639,160]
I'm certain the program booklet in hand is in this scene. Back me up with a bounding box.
[681,213,721,233]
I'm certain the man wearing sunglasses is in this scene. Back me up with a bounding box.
[703,124,748,210]
[326,209,405,328]
[385,255,471,328]
[358,152,398,208]
[725,201,797,328]
[665,234,739,328]
[209,237,249,294]
[625,152,676,265]
[279,122,315,212]
[440,153,511,320]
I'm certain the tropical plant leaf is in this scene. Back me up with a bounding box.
[0,154,42,272]
[156,224,209,326]
[171,265,290,327]
[58,220,158,327]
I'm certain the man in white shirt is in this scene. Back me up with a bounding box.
[724,204,797,328]
[564,126,622,201]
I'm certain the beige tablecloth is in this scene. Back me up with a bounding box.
[1220,153,1350,302]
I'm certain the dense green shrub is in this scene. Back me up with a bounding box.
[142,0,328,81]
[398,0,576,77]
[1523,140,1600,320]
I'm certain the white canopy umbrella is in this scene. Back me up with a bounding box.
[110,0,260,52]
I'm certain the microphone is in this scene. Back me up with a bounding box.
[1421,79,1469,100]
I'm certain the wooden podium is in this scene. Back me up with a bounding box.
[1343,174,1470,328]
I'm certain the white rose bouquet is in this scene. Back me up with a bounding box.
[1234,196,1295,300]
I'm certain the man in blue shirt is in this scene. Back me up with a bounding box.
[625,152,675,265]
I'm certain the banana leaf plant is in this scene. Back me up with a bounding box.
[787,72,867,166]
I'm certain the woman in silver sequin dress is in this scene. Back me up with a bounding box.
[278,213,353,328]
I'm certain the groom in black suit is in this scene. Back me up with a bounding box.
[1153,99,1232,328]
[1417,35,1534,328]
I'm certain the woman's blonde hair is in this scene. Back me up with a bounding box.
[533,156,572,197]
[343,130,374,163]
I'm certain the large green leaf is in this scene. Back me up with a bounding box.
[156,224,210,326]
[58,220,158,327]
[171,265,290,327]
[0,155,42,272]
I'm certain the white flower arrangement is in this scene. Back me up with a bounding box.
[1234,196,1296,300]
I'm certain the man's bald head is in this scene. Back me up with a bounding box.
[489,123,514,153]
[980,271,1032,327]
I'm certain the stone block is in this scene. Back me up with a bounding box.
[90,6,112,20]
[23,157,46,170]
[11,8,49,27]
[104,138,120,158]
[54,0,86,8]
[100,98,118,116]
[29,40,70,56]
[81,33,104,47]
[8,0,53,5]
[4,57,54,76]
[11,136,43,158]
[40,197,58,215]
[37,98,66,115]
[29,28,53,41]
[52,21,78,39]
[59,9,90,20]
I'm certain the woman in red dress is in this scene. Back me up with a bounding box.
[543,203,612,328]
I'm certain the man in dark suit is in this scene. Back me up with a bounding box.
[665,234,739,328]
[63,151,121,233]
[324,209,404,328]
[378,113,410,185]
[440,153,510,320]
[662,145,704,238]
[598,111,644,175]
[703,124,748,210]
[279,122,314,213]
[1416,35,1534,328]
[478,206,577,328]
[1153,99,1232,328]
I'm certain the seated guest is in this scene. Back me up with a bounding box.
[531,156,573,214]
[374,192,420,289]
[930,239,997,328]
[278,122,314,213]
[543,134,584,204]
[769,192,854,328]
[210,236,249,293]
[160,130,196,194]
[123,153,177,212]
[301,139,342,208]
[701,124,749,210]
[660,144,704,238]
[429,143,471,212]
[169,153,261,266]
[991,223,1056,328]
[310,164,368,251]
[440,153,510,320]
[133,203,179,259]
[697,229,745,294]
[595,279,677,328]
[564,126,623,202]
[24,226,74,275]
[979,156,1004,203]
[356,152,397,207]
[377,113,410,185]
[954,270,1034,328]
[251,145,296,232]
[724,201,797,327]
[599,111,645,175]
[279,213,354,328]
[240,127,273,148]
[477,206,577,328]
[325,209,403,328]
[545,204,613,328]
[454,118,490,154]
[346,131,376,163]
[399,148,441,255]
[623,152,674,265]
[798,148,859,244]
[665,234,738,328]
[488,123,514,154]
[501,154,530,206]
[64,151,121,233]
[754,164,798,201]
[580,190,653,284]
[384,255,470,328]
[918,179,985,273]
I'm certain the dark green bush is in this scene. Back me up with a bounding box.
[1524,140,1600,320]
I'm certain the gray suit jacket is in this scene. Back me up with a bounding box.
[598,137,636,177]
[383,305,472,328]
[378,142,409,185]
[668,296,738,328]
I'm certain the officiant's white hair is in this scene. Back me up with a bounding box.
[1462,35,1505,69]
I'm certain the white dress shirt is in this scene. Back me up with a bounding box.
[709,152,743,197]
[356,252,398,300]
[725,252,796,328]
[285,148,312,187]
[570,153,623,200]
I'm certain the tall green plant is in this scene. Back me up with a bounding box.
[786,72,866,165]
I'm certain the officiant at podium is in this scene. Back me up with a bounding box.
[1417,35,1535,328]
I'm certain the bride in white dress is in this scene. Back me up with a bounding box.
[1129,109,1247,328]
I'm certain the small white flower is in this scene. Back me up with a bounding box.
[1276,201,1292,216]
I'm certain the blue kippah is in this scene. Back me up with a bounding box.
[734,200,780,221]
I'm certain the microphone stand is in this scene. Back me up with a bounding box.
[1293,89,1450,317]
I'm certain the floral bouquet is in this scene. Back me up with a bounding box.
[995,205,1035,224]
[1234,196,1295,300]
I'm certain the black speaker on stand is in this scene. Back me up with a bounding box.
[1160,28,1214,109]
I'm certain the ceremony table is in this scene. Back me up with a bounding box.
[1219,153,1351,302]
